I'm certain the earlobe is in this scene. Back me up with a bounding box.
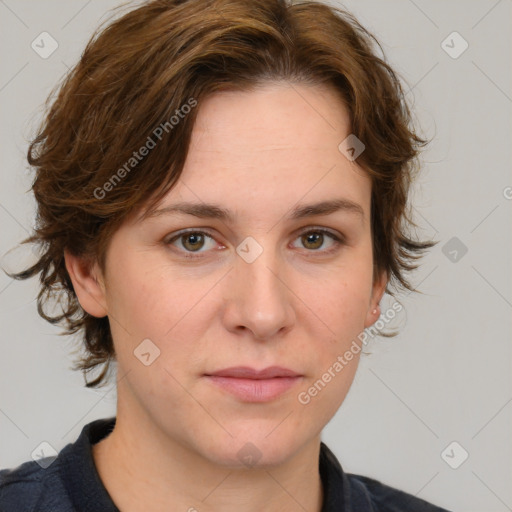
[364,305,380,329]
[64,249,108,318]
[364,270,388,328]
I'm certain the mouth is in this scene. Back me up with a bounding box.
[203,366,303,402]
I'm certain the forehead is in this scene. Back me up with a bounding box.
[138,82,371,225]
[189,81,352,155]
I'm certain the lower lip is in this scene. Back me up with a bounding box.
[204,376,302,402]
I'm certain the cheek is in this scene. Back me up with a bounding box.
[294,276,368,419]
[104,254,219,373]
[104,252,187,335]
[297,255,373,338]
[292,251,373,399]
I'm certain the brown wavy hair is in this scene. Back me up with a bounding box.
[6,0,435,388]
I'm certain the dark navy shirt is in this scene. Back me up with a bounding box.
[0,417,452,511]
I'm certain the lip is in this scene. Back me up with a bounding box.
[204,366,303,402]
[206,366,301,379]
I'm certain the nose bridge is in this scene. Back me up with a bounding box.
[240,248,281,301]
[225,235,294,338]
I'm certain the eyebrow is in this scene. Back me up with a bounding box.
[143,198,364,223]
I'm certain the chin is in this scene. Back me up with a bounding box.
[199,428,307,470]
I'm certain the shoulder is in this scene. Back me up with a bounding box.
[0,418,116,512]
[0,456,72,512]
[346,472,452,512]
[319,442,452,512]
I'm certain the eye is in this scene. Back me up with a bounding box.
[291,228,344,254]
[165,230,220,256]
[164,227,344,259]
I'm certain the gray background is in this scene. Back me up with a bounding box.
[0,1,511,511]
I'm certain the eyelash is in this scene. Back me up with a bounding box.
[164,227,345,260]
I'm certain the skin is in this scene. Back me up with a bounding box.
[65,81,387,512]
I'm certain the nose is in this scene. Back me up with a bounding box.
[221,245,295,341]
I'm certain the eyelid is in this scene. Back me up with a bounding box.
[295,225,344,241]
[164,228,220,249]
[167,226,344,241]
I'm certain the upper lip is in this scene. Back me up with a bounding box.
[205,366,301,379]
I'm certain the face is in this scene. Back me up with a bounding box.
[67,81,386,468]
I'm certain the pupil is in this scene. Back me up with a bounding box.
[185,233,203,251]
[305,232,322,249]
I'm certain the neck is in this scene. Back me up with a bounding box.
[92,404,324,512]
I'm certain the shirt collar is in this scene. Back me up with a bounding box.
[59,417,119,512]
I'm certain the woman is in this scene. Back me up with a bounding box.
[0,0,450,510]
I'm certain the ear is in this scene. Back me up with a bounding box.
[364,269,388,328]
[64,249,108,318]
